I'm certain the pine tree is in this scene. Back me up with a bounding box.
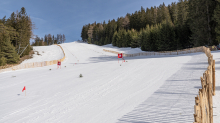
[188,0,216,46]
[41,38,44,46]
[145,8,152,26]
[59,34,63,44]
[214,0,220,44]
[6,12,17,47]
[122,16,130,31]
[81,26,86,41]
[87,24,94,41]
[121,29,127,47]
[126,30,132,47]
[92,24,98,43]
[117,17,124,31]
[44,35,48,45]
[0,24,19,65]
[48,34,52,45]
[63,34,66,43]
[112,31,118,46]
[54,36,57,44]
[35,36,40,46]
[150,6,157,25]
[110,19,117,43]
[88,37,91,44]
[0,56,6,66]
[141,25,150,51]
[1,16,6,24]
[16,7,33,56]
[130,29,139,48]
[168,2,178,25]
[52,35,55,44]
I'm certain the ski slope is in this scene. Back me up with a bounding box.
[0,41,219,123]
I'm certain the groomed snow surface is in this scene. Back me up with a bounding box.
[0,41,219,123]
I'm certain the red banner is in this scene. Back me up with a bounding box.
[22,86,26,92]
[118,53,123,58]
[57,61,61,65]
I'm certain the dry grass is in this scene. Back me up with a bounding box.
[18,50,34,64]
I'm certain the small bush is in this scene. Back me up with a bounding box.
[79,74,83,78]
[49,69,51,70]
[0,57,7,66]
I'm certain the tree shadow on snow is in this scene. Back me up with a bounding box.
[116,79,201,123]
[215,86,220,91]
[116,56,207,123]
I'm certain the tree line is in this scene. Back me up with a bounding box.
[31,34,66,46]
[0,7,33,66]
[0,7,66,66]
[81,0,220,51]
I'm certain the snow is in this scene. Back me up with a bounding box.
[0,41,219,123]
[21,45,64,64]
[103,44,146,54]
[212,51,220,122]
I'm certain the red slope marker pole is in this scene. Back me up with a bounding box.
[22,86,26,96]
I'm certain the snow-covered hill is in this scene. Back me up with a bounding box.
[21,45,64,64]
[0,41,219,123]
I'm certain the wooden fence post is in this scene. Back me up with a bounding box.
[208,78,213,123]
[199,89,205,123]
[213,60,215,95]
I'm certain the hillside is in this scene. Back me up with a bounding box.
[0,41,219,123]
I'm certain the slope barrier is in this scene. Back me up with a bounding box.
[194,47,216,123]
[103,46,208,57]
[0,44,65,73]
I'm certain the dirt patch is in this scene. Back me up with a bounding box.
[34,51,41,56]
[18,50,35,64]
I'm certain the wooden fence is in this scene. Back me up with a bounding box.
[194,46,216,123]
[103,46,206,57]
[0,44,65,73]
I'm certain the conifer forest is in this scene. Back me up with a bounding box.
[81,0,220,51]
[0,7,32,66]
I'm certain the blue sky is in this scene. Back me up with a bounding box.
[0,0,177,43]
